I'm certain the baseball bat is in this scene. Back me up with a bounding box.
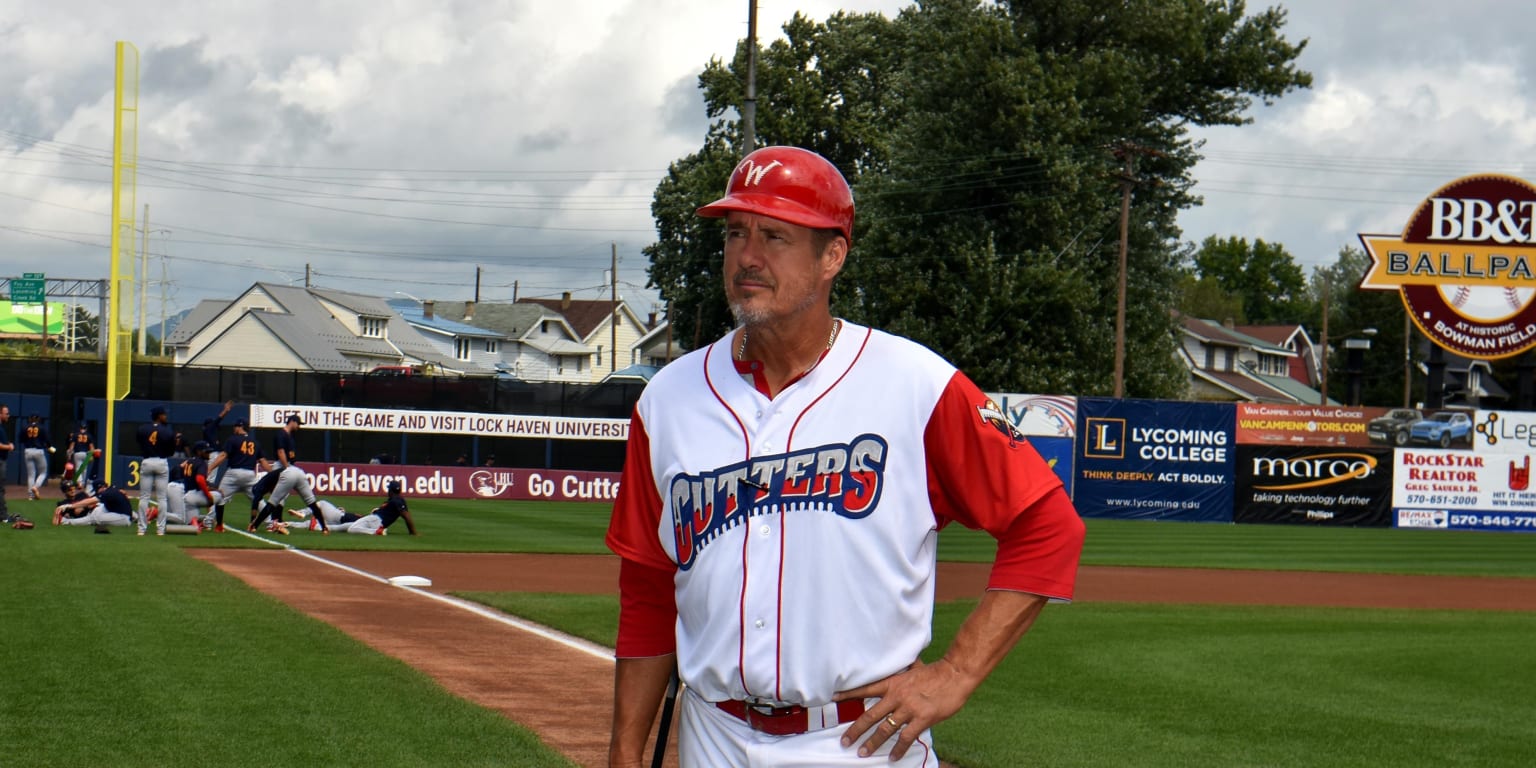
[650,670,679,768]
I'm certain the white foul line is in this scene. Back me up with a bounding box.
[226,526,614,662]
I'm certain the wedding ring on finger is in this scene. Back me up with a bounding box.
[885,715,901,729]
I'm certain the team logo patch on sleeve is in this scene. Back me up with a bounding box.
[977,400,1025,445]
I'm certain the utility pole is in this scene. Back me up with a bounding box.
[1319,277,1330,404]
[1403,312,1412,407]
[1113,149,1133,398]
[159,252,168,355]
[743,0,758,154]
[304,263,311,288]
[475,265,482,303]
[138,203,149,355]
[611,242,619,373]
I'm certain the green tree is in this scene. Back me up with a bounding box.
[648,0,1311,397]
[1176,273,1245,324]
[1312,246,1413,407]
[1192,235,1309,324]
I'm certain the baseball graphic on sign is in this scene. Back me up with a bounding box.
[1440,284,1535,321]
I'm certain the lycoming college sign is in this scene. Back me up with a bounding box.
[1359,174,1536,358]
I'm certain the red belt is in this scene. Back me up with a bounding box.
[716,698,866,736]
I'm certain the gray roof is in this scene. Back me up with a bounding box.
[246,310,360,371]
[164,299,231,346]
[444,302,553,340]
[262,284,399,357]
[387,298,505,339]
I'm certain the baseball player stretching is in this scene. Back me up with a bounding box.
[67,421,97,492]
[265,414,328,533]
[304,481,417,535]
[606,146,1085,767]
[53,484,136,528]
[161,441,221,533]
[135,405,176,536]
[206,418,272,533]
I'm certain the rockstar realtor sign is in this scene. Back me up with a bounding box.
[1359,174,1536,359]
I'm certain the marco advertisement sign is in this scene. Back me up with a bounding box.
[1392,448,1536,532]
[1074,398,1234,522]
[985,393,1075,494]
[1359,174,1536,359]
[1235,445,1392,527]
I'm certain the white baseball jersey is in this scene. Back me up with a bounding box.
[608,321,1077,713]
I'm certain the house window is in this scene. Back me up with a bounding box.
[360,317,386,338]
[455,338,472,360]
[1204,347,1215,369]
[485,339,499,354]
[1222,349,1233,372]
[541,320,550,334]
[237,372,261,400]
[597,345,604,368]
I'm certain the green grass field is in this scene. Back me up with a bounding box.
[5,494,1536,767]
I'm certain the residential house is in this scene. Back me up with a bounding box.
[387,298,506,371]
[161,282,475,374]
[517,293,651,383]
[1233,324,1322,390]
[438,300,594,382]
[1177,315,1329,404]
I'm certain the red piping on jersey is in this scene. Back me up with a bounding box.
[702,337,759,697]
[775,325,871,702]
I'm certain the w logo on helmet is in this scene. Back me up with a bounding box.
[739,159,783,187]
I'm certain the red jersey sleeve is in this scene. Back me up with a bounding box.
[606,408,680,656]
[925,373,1085,600]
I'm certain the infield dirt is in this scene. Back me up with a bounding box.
[191,550,1536,768]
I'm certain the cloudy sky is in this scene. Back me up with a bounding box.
[3,0,1534,332]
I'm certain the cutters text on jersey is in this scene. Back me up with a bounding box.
[670,434,889,570]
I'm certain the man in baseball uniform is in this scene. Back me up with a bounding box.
[135,405,176,536]
[606,146,1085,767]
[206,418,272,533]
[19,413,54,500]
[267,414,329,532]
[53,483,136,528]
[201,400,234,486]
[304,481,418,536]
[0,405,14,524]
[67,421,97,492]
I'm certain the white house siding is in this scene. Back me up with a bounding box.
[185,316,309,370]
[177,287,279,359]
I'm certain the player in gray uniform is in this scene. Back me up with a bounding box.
[19,414,53,500]
[268,414,329,532]
[53,484,136,527]
[206,418,271,533]
[135,405,177,536]
[305,482,418,535]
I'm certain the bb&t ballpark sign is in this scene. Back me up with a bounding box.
[1359,174,1536,358]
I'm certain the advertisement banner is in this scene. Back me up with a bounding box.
[0,301,66,334]
[1234,445,1392,527]
[1024,436,1074,497]
[112,459,622,503]
[983,393,1077,438]
[1073,398,1234,522]
[249,403,628,441]
[296,463,621,502]
[1235,403,1383,448]
[1470,409,1536,452]
[1392,448,1536,532]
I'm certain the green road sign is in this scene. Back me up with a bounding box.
[10,276,44,304]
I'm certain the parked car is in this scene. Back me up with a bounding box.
[1367,408,1423,446]
[1409,411,1473,448]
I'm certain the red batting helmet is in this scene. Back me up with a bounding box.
[697,146,854,244]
